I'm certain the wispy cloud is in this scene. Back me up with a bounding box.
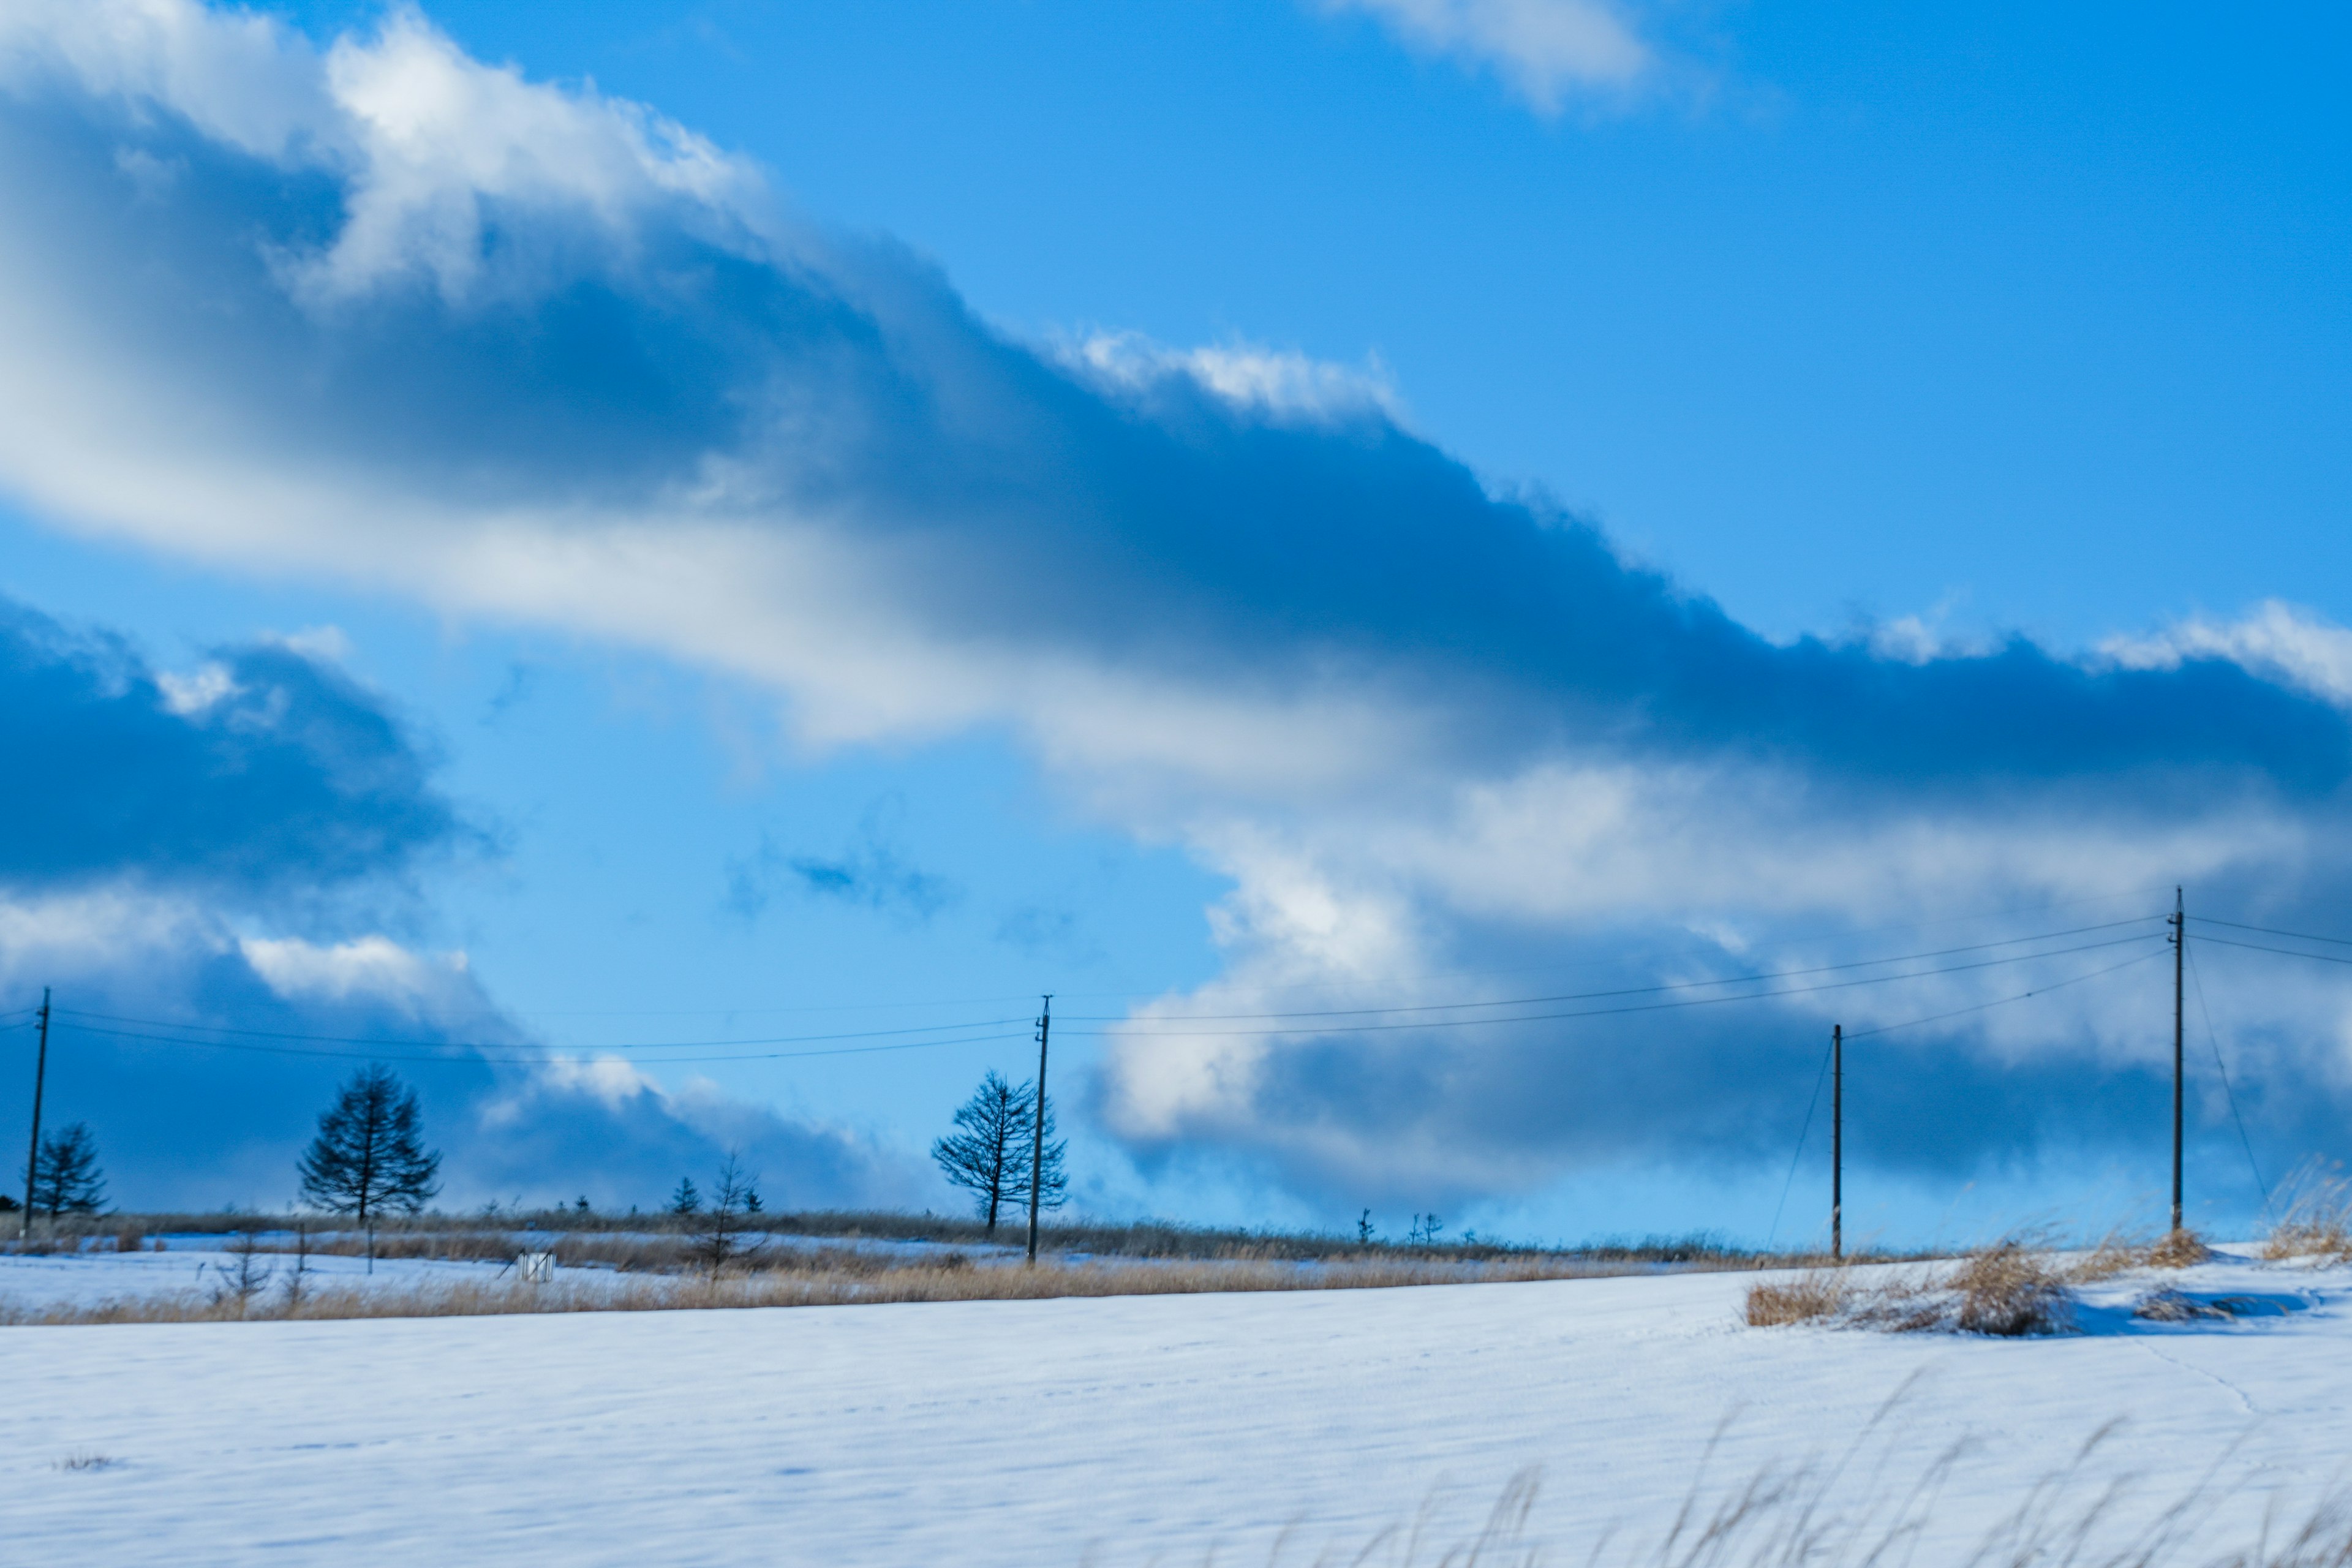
[1316,0,1656,113]
[724,807,959,925]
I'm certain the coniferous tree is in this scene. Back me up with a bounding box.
[297,1065,440,1268]
[669,1177,701,1215]
[687,1153,763,1278]
[932,1071,1031,1234]
[31,1122,106,1219]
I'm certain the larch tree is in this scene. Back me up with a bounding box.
[932,1070,1034,1235]
[31,1122,106,1221]
[297,1065,441,1271]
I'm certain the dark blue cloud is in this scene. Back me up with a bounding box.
[0,600,465,900]
[7,61,2350,805]
[0,592,913,1212]
[0,946,915,1213]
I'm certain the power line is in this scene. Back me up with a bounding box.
[50,1006,1028,1054]
[2188,916,2352,949]
[1765,1031,1836,1250]
[2184,943,2270,1208]
[1058,917,2164,1025]
[58,1021,1032,1067]
[1063,933,2166,1040]
[1839,947,2165,1040]
[2188,934,2352,968]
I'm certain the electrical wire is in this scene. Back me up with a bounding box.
[1765,1033,1836,1250]
[1840,946,2166,1040]
[1057,917,2165,1023]
[58,1021,1033,1068]
[2184,943,2271,1208]
[2188,916,2352,949]
[49,1006,1030,1053]
[1063,933,2166,1039]
[2187,934,2352,968]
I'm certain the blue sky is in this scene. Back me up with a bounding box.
[0,1,2346,1245]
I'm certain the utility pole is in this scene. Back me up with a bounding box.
[1025,995,1051,1267]
[2171,886,2185,1235]
[21,987,49,1240]
[1830,1023,1842,1262]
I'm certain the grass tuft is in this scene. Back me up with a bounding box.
[1747,1237,2076,1337]
[2264,1165,2352,1264]
[1741,1271,1850,1326]
[2146,1228,2212,1269]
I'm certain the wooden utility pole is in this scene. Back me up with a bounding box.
[1830,1023,1843,1261]
[2171,886,2185,1234]
[1025,995,1051,1267]
[21,988,49,1240]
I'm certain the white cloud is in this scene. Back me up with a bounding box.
[1067,331,1404,424]
[240,932,475,1016]
[1320,0,1654,112]
[2102,600,2352,709]
[156,662,236,715]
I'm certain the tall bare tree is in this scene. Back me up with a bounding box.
[297,1065,440,1271]
[933,1071,1030,1235]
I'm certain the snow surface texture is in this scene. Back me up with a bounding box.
[1,1251,2345,1566]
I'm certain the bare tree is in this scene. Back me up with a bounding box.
[932,1071,1032,1235]
[687,1153,763,1279]
[30,1122,107,1223]
[297,1065,441,1272]
[280,1223,313,1312]
[211,1231,273,1317]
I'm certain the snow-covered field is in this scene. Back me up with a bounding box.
[1,1248,2345,1566]
[0,1232,551,1306]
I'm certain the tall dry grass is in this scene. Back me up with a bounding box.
[2263,1166,2352,1264]
[1240,1384,2352,1568]
[19,1208,1865,1271]
[1200,1417,2352,1568]
[0,1251,1665,1327]
[1744,1235,2130,1336]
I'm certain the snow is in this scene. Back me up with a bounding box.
[0,1249,2346,1566]
[0,1233,548,1307]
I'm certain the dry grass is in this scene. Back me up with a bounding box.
[2067,1229,2160,1282]
[1227,1417,2352,1568]
[1742,1271,1851,1326]
[0,1251,1666,1327]
[2146,1229,2213,1270]
[2263,1166,2352,1264]
[1944,1242,2075,1335]
[44,1209,1857,1270]
[1746,1238,2076,1337]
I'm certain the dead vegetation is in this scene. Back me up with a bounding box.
[2263,1165,2352,1264]
[1284,1422,2352,1568]
[0,1251,1670,1326]
[2146,1228,2214,1269]
[20,1209,1860,1271]
[1743,1233,2175,1336]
